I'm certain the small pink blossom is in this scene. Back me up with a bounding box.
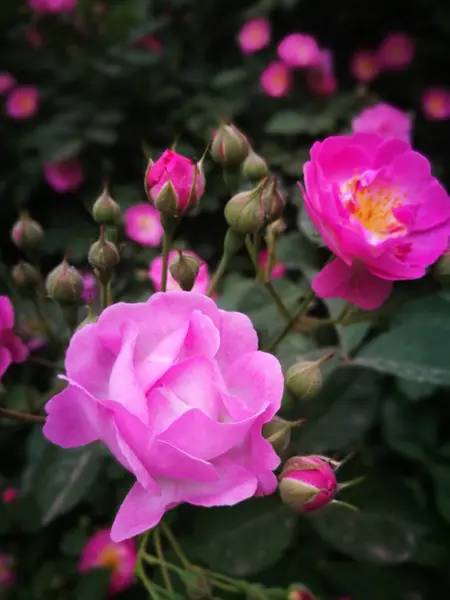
[280,456,337,512]
[378,32,414,71]
[2,488,17,504]
[351,103,412,143]
[124,204,163,247]
[350,50,379,83]
[44,291,283,541]
[259,249,286,279]
[421,87,450,121]
[306,48,337,96]
[0,297,29,381]
[44,159,84,193]
[277,33,321,68]
[136,35,162,53]
[260,61,292,97]
[149,250,209,293]
[81,271,98,303]
[28,0,77,13]
[0,554,15,588]
[6,87,39,120]
[301,133,450,309]
[79,529,136,596]
[146,150,204,216]
[0,73,16,95]
[238,18,271,54]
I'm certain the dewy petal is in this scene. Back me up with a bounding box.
[312,257,393,310]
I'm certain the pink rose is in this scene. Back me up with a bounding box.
[351,103,412,143]
[301,133,450,309]
[421,87,450,121]
[44,159,84,193]
[6,87,39,120]
[260,61,292,97]
[145,150,204,215]
[377,32,414,71]
[149,250,210,293]
[0,73,16,95]
[124,204,163,247]
[0,297,29,381]
[43,291,283,541]
[277,33,321,68]
[349,50,379,83]
[238,18,271,54]
[79,529,137,595]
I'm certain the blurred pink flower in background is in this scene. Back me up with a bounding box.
[378,32,414,70]
[81,271,98,303]
[301,133,450,309]
[149,249,210,293]
[259,249,286,279]
[29,0,77,13]
[277,33,320,68]
[2,488,17,504]
[421,87,450,120]
[0,73,16,95]
[124,204,163,247]
[0,297,29,381]
[136,35,163,53]
[260,61,292,97]
[351,103,412,142]
[238,17,271,54]
[306,49,337,96]
[6,87,39,120]
[24,27,44,49]
[44,159,84,193]
[350,50,379,83]
[0,554,15,588]
[79,529,137,596]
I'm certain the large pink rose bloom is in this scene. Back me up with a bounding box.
[79,529,136,596]
[44,159,84,193]
[44,291,283,541]
[351,104,412,143]
[301,134,450,310]
[0,297,29,380]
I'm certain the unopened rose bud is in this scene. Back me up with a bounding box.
[261,177,286,225]
[45,260,83,304]
[88,228,120,281]
[185,569,212,600]
[76,304,98,331]
[92,185,121,225]
[224,178,270,235]
[286,358,324,399]
[288,585,316,600]
[169,250,200,291]
[434,251,450,285]
[279,455,337,512]
[262,416,297,455]
[242,149,269,181]
[11,262,40,292]
[145,150,204,216]
[211,123,249,167]
[11,214,44,249]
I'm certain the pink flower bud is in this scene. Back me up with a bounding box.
[11,214,44,249]
[279,455,337,512]
[145,150,204,216]
[211,124,249,166]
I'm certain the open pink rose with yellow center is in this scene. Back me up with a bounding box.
[79,529,137,596]
[44,291,283,541]
[351,103,412,143]
[301,134,450,309]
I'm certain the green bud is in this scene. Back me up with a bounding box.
[92,185,121,225]
[185,569,213,600]
[11,214,44,249]
[45,260,83,304]
[262,416,295,455]
[11,262,40,292]
[211,123,249,167]
[242,149,269,181]
[169,250,200,291]
[261,177,286,225]
[88,228,120,281]
[285,360,323,399]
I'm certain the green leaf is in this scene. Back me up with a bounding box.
[355,296,450,384]
[294,367,381,453]
[312,502,421,564]
[429,463,450,524]
[189,496,297,576]
[276,231,321,280]
[32,442,105,525]
[265,111,312,135]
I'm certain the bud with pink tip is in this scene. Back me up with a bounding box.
[11,214,44,249]
[45,259,84,304]
[288,585,316,600]
[211,124,249,167]
[279,455,337,512]
[145,150,204,216]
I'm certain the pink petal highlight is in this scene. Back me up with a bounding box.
[238,18,271,54]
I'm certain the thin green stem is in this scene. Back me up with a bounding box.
[154,529,173,594]
[161,231,172,292]
[160,523,192,568]
[100,280,112,311]
[207,253,229,297]
[267,289,315,353]
[135,533,161,600]
[35,292,62,348]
